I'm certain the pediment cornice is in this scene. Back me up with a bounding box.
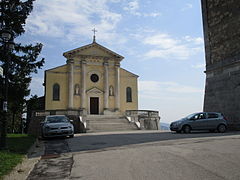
[86,87,104,95]
[63,42,124,61]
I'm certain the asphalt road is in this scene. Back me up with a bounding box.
[27,131,240,180]
[68,131,240,180]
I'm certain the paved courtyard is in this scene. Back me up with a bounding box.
[28,131,240,180]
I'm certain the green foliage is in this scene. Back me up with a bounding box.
[6,134,35,153]
[0,0,35,36]
[0,0,45,132]
[0,134,35,178]
[0,151,22,178]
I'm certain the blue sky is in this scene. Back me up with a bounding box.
[18,0,205,124]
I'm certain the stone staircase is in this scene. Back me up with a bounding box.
[85,115,138,132]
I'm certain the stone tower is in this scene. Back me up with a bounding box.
[201,0,240,129]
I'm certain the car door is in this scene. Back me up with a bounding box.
[189,113,207,130]
[206,113,219,129]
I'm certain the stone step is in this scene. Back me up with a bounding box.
[88,123,135,128]
[87,129,136,133]
[87,123,137,131]
[86,115,124,119]
[87,126,137,131]
[85,115,138,132]
[86,119,128,123]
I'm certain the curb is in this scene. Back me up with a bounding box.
[3,138,45,180]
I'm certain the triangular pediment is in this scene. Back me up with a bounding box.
[63,42,124,60]
[86,87,103,95]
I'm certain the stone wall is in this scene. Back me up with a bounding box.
[28,110,86,137]
[139,117,159,130]
[125,110,160,130]
[202,0,240,130]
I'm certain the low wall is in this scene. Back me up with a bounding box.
[126,110,160,130]
[28,110,85,137]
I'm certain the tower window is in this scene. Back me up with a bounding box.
[53,83,60,101]
[126,87,132,102]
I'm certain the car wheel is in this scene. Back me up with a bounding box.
[217,124,226,133]
[183,125,191,133]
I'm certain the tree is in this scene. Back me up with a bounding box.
[0,0,44,148]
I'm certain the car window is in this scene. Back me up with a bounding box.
[192,114,199,120]
[46,116,69,123]
[208,113,218,119]
[186,113,197,119]
[198,113,206,119]
[190,113,206,120]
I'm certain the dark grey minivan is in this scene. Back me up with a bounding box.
[170,112,227,133]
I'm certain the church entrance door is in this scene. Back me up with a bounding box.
[90,97,99,114]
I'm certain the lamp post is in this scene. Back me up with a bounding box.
[0,28,14,149]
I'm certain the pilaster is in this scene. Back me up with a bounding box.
[67,59,74,109]
[104,61,109,110]
[81,59,86,109]
[115,62,120,110]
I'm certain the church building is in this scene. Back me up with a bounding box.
[44,34,138,115]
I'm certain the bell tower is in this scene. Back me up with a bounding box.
[201,0,240,130]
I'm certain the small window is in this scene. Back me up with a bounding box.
[126,87,132,102]
[208,113,218,119]
[53,83,60,101]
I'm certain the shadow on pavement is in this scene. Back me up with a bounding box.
[67,131,240,153]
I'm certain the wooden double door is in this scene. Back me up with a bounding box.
[90,97,99,114]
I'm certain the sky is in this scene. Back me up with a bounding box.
[18,0,206,124]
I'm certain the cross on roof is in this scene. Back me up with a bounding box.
[92,28,97,42]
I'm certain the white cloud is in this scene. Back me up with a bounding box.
[123,0,161,17]
[192,64,205,69]
[183,36,204,45]
[124,0,140,15]
[30,76,44,96]
[143,12,161,17]
[181,3,193,11]
[143,33,203,60]
[26,0,124,43]
[138,80,204,123]
[139,81,203,100]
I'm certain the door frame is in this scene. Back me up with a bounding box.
[86,87,104,115]
[90,97,99,114]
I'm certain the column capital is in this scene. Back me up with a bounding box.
[66,59,74,64]
[115,62,120,67]
[103,61,109,66]
[81,59,87,64]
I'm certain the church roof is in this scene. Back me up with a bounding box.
[63,41,124,60]
[121,68,139,78]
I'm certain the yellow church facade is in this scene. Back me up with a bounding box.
[44,40,138,115]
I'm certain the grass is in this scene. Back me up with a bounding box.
[0,134,36,179]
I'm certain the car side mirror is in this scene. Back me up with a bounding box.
[70,120,74,123]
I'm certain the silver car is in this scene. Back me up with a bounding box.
[41,115,74,138]
[170,112,227,133]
